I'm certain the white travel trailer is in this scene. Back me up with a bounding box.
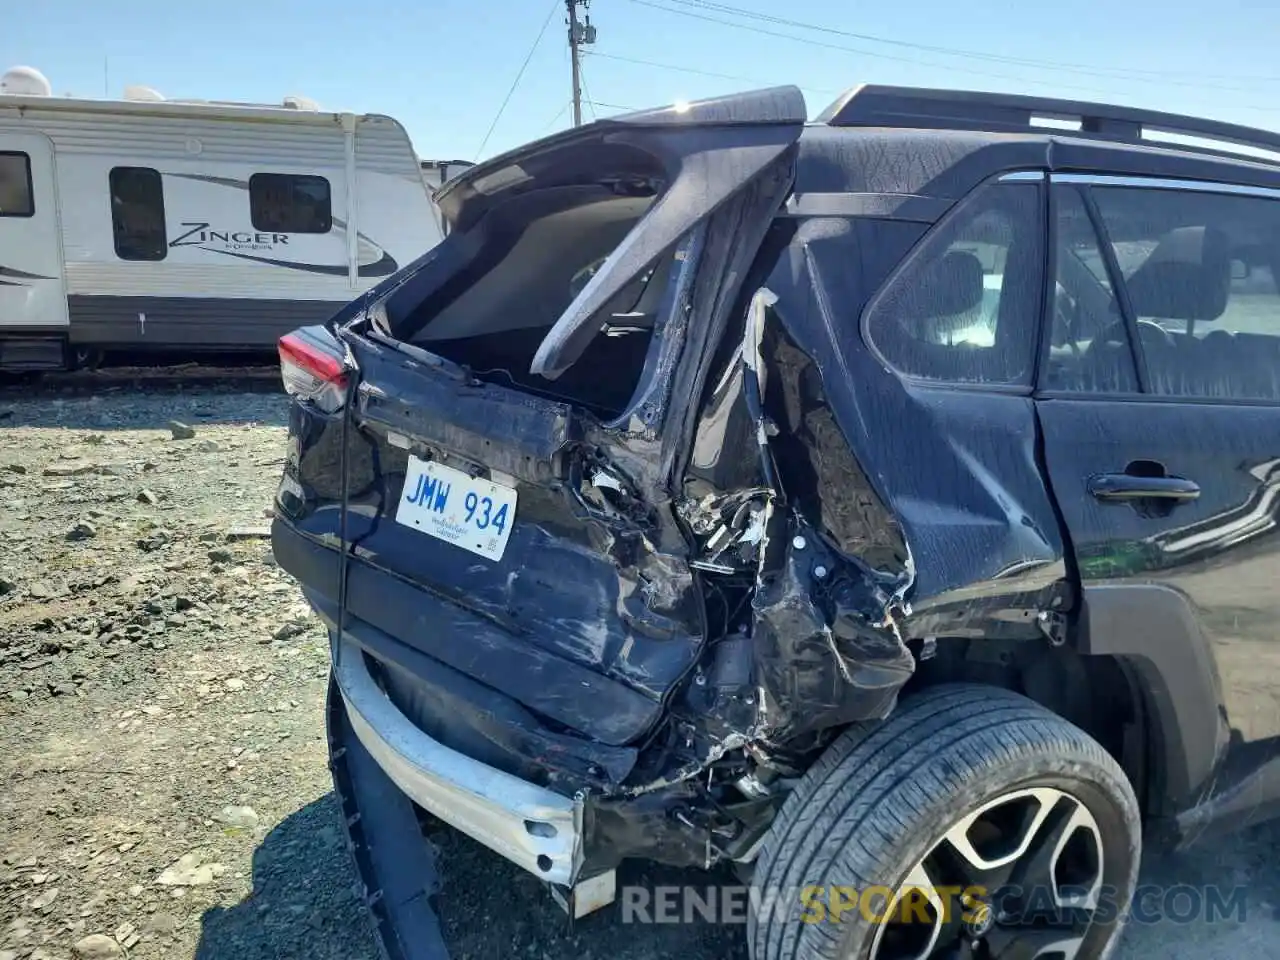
[420,159,474,195]
[0,66,445,371]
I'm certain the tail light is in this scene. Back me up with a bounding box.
[278,327,348,413]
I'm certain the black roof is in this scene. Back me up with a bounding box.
[795,85,1280,207]
[818,84,1280,162]
[447,83,1280,227]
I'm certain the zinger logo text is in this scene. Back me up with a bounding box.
[170,222,291,251]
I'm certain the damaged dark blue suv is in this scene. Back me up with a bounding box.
[271,84,1280,960]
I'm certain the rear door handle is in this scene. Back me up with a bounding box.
[1088,473,1201,503]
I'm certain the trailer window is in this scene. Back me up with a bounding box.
[110,167,167,261]
[0,153,33,217]
[249,173,331,234]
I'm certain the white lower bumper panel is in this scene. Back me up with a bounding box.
[333,636,582,886]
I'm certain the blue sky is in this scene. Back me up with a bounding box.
[6,0,1280,163]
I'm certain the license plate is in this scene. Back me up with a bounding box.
[395,456,517,562]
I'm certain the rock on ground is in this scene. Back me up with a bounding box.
[156,853,224,887]
[216,806,259,830]
[166,421,196,441]
[72,933,124,958]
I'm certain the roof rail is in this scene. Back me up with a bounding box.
[818,85,1280,164]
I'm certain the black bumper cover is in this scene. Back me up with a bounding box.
[326,674,451,960]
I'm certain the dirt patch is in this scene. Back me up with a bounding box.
[2,384,1277,960]
[0,387,380,960]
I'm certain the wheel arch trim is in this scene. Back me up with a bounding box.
[1078,582,1229,813]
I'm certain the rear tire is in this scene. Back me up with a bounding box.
[748,685,1141,960]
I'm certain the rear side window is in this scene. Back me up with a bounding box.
[864,181,1045,386]
[1091,186,1280,402]
[110,167,167,261]
[250,173,332,234]
[0,152,33,217]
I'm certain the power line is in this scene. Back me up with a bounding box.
[625,0,1280,104]
[660,0,1280,88]
[585,98,642,113]
[474,0,561,160]
[622,0,1120,96]
[586,49,841,93]
[541,100,573,133]
[579,63,600,121]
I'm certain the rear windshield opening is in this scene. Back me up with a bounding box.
[397,184,675,419]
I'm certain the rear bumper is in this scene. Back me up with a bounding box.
[326,674,449,960]
[332,633,584,886]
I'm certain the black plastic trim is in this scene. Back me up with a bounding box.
[326,674,451,960]
[1079,582,1228,814]
[1079,185,1151,394]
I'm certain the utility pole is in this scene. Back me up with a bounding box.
[566,0,596,127]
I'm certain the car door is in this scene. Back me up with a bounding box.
[0,132,69,336]
[1036,173,1280,831]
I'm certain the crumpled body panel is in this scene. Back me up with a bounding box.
[678,211,1069,746]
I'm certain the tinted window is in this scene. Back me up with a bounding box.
[249,173,331,234]
[1091,186,1280,402]
[0,152,34,217]
[110,167,167,261]
[1044,186,1139,394]
[865,181,1044,385]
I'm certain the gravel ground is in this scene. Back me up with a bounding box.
[0,382,1278,960]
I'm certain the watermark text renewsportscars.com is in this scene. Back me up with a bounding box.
[619,884,1249,926]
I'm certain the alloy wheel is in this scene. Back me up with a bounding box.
[865,786,1106,960]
